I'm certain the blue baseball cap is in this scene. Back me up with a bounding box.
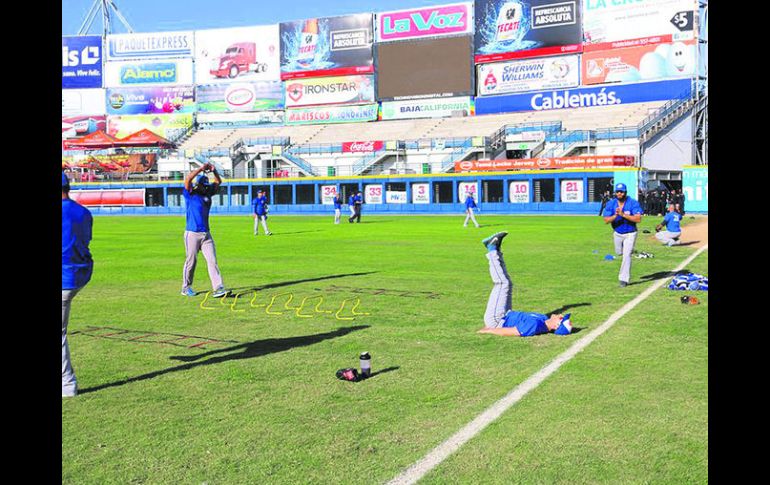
[194,174,209,187]
[554,313,573,335]
[614,183,627,192]
[62,172,70,187]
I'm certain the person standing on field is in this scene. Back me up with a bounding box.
[181,163,228,298]
[349,191,363,223]
[62,172,94,397]
[348,192,356,220]
[463,193,480,228]
[333,194,342,224]
[252,189,272,236]
[602,183,643,287]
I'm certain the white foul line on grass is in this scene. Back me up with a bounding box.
[386,244,709,485]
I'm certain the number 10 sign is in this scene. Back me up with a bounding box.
[509,181,529,203]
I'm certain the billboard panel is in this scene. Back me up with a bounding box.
[455,155,635,171]
[103,58,194,87]
[560,179,583,202]
[376,35,474,101]
[62,36,103,89]
[412,183,430,203]
[682,166,707,212]
[106,86,195,115]
[477,54,579,96]
[62,89,106,116]
[106,31,194,60]
[196,82,283,112]
[280,13,374,80]
[583,0,696,51]
[284,75,375,108]
[342,141,384,153]
[474,0,582,63]
[196,111,285,126]
[509,181,530,202]
[285,104,378,125]
[69,189,146,207]
[376,3,473,42]
[194,25,281,83]
[475,78,692,114]
[62,115,107,140]
[107,113,193,139]
[365,184,383,204]
[380,96,473,120]
[581,39,696,85]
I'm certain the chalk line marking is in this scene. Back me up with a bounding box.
[386,244,708,485]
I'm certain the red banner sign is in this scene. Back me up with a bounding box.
[69,189,146,207]
[342,140,384,153]
[455,156,635,172]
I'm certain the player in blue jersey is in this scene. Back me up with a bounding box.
[348,193,356,220]
[655,203,682,246]
[349,191,363,223]
[333,194,342,224]
[62,172,94,397]
[181,163,228,298]
[463,193,480,227]
[252,189,272,235]
[602,183,643,287]
[477,231,573,337]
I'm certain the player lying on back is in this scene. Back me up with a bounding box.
[477,231,573,337]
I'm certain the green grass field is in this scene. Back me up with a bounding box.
[62,214,707,484]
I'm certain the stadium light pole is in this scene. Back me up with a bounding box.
[77,0,134,36]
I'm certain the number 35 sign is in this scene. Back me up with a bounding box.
[560,180,583,203]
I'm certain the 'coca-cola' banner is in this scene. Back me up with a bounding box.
[342,140,384,153]
[455,155,635,171]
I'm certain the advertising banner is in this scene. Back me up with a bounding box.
[285,103,378,125]
[458,182,479,202]
[285,75,375,108]
[62,36,103,89]
[380,96,473,120]
[477,54,579,96]
[194,25,280,83]
[386,191,407,203]
[62,115,107,140]
[196,111,285,126]
[682,165,707,212]
[456,155,635,171]
[582,39,696,85]
[107,113,193,140]
[583,0,696,51]
[342,141,384,153]
[365,184,383,204]
[320,185,338,204]
[63,154,157,173]
[106,86,195,115]
[62,89,106,116]
[475,78,692,114]
[509,181,530,202]
[103,58,194,87]
[196,82,283,112]
[560,179,583,202]
[69,189,146,207]
[280,13,374,80]
[106,31,194,60]
[475,0,582,63]
[376,3,473,42]
[412,183,430,203]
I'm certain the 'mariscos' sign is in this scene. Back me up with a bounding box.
[376,3,473,42]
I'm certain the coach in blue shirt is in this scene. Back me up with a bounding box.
[655,203,682,246]
[333,194,342,224]
[602,183,643,287]
[463,194,480,228]
[62,172,93,397]
[181,163,228,298]
[252,189,272,235]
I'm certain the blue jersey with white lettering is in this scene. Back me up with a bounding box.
[183,188,214,232]
[662,211,682,232]
[252,195,268,215]
[333,196,342,209]
[465,196,477,209]
[62,198,94,290]
[502,310,549,336]
[603,197,643,234]
[348,195,356,206]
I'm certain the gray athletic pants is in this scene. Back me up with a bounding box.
[464,208,480,227]
[613,231,638,283]
[656,230,681,245]
[62,288,80,396]
[484,250,512,328]
[334,209,341,224]
[183,231,224,291]
[253,214,270,234]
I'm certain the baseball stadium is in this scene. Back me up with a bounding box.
[62,0,708,483]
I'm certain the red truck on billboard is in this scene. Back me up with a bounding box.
[210,42,268,79]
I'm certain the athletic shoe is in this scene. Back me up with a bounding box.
[482,231,508,251]
[266,232,273,236]
[212,286,228,298]
[619,281,629,288]
[181,288,195,297]
[62,389,77,398]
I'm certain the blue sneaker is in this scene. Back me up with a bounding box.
[212,286,229,298]
[181,288,195,297]
[481,231,508,251]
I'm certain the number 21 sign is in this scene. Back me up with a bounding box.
[561,180,583,203]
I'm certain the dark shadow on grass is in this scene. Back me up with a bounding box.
[265,230,323,236]
[676,241,700,247]
[367,366,399,378]
[220,272,379,296]
[628,269,691,286]
[78,326,369,395]
[543,302,591,316]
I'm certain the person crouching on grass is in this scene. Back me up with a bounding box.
[477,231,573,337]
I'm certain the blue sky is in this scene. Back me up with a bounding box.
[62,0,460,35]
